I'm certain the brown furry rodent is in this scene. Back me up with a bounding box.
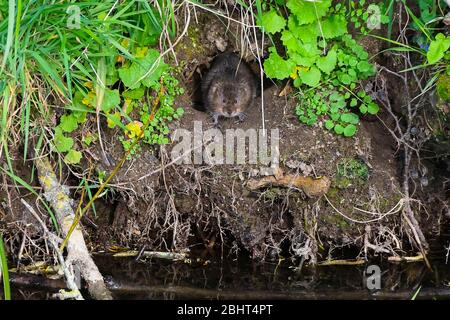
[201,52,257,125]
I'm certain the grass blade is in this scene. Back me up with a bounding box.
[0,234,11,300]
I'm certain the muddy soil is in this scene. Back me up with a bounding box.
[82,12,437,263]
[1,7,448,266]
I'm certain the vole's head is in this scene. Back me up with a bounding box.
[209,80,252,118]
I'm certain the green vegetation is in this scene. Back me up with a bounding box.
[0,234,10,300]
[334,158,370,189]
[0,0,184,169]
[259,0,388,137]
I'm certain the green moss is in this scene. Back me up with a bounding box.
[333,158,370,189]
[437,74,450,101]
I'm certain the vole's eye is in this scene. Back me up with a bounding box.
[222,99,226,103]
[234,99,237,104]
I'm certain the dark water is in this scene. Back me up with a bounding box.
[90,249,450,300]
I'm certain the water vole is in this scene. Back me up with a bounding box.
[201,52,257,125]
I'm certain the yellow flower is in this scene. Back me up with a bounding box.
[125,121,143,139]
[84,81,93,89]
[82,91,96,107]
[107,112,121,129]
[135,47,148,58]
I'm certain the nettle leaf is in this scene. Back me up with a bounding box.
[59,113,78,133]
[259,9,286,34]
[316,47,337,74]
[264,50,296,80]
[321,15,348,39]
[427,33,450,65]
[64,149,82,165]
[119,48,168,89]
[298,66,321,87]
[287,0,332,25]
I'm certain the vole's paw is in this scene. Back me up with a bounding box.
[235,113,247,123]
[208,113,222,129]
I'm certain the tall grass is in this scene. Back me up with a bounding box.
[0,0,177,229]
[0,234,11,300]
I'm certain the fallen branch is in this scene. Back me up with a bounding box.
[34,156,112,300]
[113,250,187,261]
[21,199,83,300]
[317,259,366,266]
[388,254,424,263]
[247,169,331,197]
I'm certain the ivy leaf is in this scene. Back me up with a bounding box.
[64,149,82,165]
[427,33,450,65]
[287,0,332,25]
[298,66,321,87]
[59,113,78,133]
[259,10,286,34]
[118,48,167,89]
[316,47,337,74]
[264,50,296,80]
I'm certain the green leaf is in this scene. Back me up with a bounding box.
[259,9,286,34]
[264,50,296,80]
[99,89,121,113]
[334,124,344,134]
[325,120,334,130]
[118,48,168,89]
[287,0,332,25]
[316,47,337,74]
[343,124,357,137]
[298,66,321,87]
[59,114,78,133]
[427,33,450,65]
[357,60,374,74]
[64,149,82,165]
[288,17,319,44]
[341,113,359,124]
[321,15,348,39]
[367,102,380,115]
[54,129,74,153]
[122,86,145,99]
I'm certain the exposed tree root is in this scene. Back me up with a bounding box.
[247,168,331,197]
